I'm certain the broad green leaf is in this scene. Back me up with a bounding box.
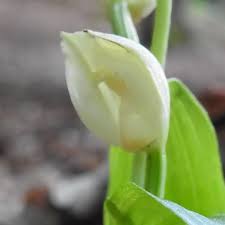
[108,146,148,196]
[106,183,225,225]
[108,146,134,196]
[165,79,225,216]
[105,146,134,225]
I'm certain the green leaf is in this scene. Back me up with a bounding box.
[165,79,225,216]
[108,146,148,195]
[105,146,134,225]
[106,183,225,225]
[107,146,134,196]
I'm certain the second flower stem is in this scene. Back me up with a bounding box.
[151,0,172,67]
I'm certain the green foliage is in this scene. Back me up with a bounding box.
[165,79,225,216]
[106,183,225,225]
[107,146,134,196]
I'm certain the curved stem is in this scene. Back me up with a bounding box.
[151,0,172,67]
[109,1,139,42]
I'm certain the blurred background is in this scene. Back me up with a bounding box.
[0,0,225,224]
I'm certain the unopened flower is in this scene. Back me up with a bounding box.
[126,0,157,22]
[61,30,169,152]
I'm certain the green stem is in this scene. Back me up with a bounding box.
[131,152,147,188]
[109,1,139,42]
[145,146,167,197]
[151,0,172,66]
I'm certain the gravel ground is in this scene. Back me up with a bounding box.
[0,1,225,224]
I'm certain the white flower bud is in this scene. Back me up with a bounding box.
[126,0,157,22]
[61,30,169,152]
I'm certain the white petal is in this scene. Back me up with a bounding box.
[87,30,170,149]
[61,32,120,145]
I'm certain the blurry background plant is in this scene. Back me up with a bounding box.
[1,0,225,225]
